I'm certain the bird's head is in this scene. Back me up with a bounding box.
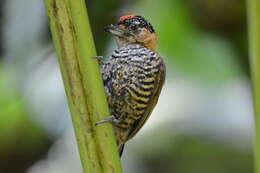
[104,15,157,51]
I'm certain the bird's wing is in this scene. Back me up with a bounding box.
[127,60,166,140]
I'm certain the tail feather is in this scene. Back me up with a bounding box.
[118,144,125,157]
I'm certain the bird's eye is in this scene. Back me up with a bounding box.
[129,24,137,31]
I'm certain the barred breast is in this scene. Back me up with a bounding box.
[101,44,166,145]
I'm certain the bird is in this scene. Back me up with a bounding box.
[96,14,166,156]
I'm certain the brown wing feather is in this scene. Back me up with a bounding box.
[127,61,166,140]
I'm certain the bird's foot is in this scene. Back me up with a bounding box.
[95,115,121,126]
[92,56,104,64]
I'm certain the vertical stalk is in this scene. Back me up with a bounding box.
[247,0,260,173]
[44,0,122,172]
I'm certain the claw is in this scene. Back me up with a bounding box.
[92,56,103,60]
[92,56,104,65]
[95,115,121,126]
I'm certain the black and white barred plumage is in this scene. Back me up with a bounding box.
[101,44,165,154]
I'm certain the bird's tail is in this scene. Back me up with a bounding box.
[118,143,125,157]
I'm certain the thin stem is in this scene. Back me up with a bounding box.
[247,0,260,173]
[44,0,122,172]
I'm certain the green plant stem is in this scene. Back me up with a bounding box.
[247,0,260,173]
[44,0,122,172]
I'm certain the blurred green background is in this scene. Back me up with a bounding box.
[0,0,254,172]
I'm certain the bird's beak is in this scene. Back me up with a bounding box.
[104,24,124,37]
